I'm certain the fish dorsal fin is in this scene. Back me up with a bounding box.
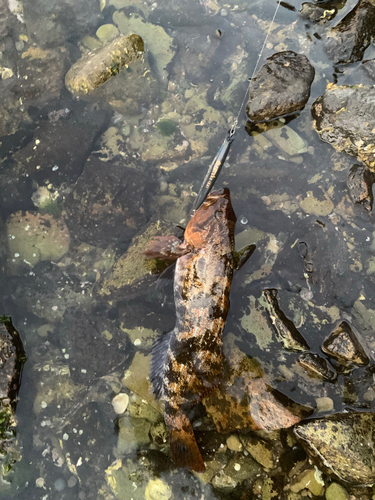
[150,330,174,399]
[143,236,190,262]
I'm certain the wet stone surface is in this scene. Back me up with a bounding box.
[246,51,315,122]
[324,0,375,65]
[347,163,375,210]
[322,321,370,366]
[312,85,375,170]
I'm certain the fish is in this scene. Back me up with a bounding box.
[143,188,255,472]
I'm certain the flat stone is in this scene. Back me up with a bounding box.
[264,125,308,157]
[246,51,315,122]
[6,212,70,275]
[240,435,274,469]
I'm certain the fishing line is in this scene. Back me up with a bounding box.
[193,0,282,211]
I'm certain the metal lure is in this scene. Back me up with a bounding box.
[193,130,235,211]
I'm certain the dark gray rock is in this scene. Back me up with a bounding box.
[0,0,15,39]
[0,317,26,484]
[56,306,130,384]
[347,163,375,210]
[64,157,149,247]
[299,2,336,24]
[13,46,71,107]
[324,0,375,65]
[8,261,93,323]
[9,103,110,188]
[23,0,101,47]
[294,411,375,485]
[246,51,315,122]
[362,58,375,80]
[312,85,375,170]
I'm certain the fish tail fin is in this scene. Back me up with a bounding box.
[168,409,206,473]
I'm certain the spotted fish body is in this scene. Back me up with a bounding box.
[144,188,237,472]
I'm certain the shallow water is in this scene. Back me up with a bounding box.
[1,0,375,498]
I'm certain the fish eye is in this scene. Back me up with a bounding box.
[215,210,223,220]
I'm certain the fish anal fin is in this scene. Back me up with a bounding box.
[143,236,190,262]
[234,244,256,270]
[170,426,206,473]
[150,330,173,399]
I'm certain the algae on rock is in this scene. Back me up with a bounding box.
[113,11,175,83]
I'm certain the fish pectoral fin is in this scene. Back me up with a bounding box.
[150,330,174,399]
[169,417,205,473]
[143,236,190,261]
[234,244,256,270]
[155,262,176,292]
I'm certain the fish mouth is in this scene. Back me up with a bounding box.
[205,188,230,201]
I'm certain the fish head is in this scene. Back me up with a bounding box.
[185,188,236,250]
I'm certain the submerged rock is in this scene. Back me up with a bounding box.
[113,11,175,83]
[57,306,130,384]
[294,411,375,485]
[65,34,144,95]
[347,163,375,210]
[324,0,375,64]
[246,51,315,122]
[64,157,149,247]
[263,289,310,352]
[6,211,70,275]
[312,84,375,171]
[23,0,101,47]
[299,2,336,24]
[362,59,375,80]
[95,218,176,301]
[297,353,337,382]
[0,317,26,486]
[14,46,70,106]
[11,102,110,188]
[322,321,369,366]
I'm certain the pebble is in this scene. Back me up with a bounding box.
[36,477,45,488]
[226,434,243,452]
[67,475,78,488]
[112,393,129,414]
[220,8,228,16]
[300,288,313,301]
[316,396,334,413]
[325,482,349,500]
[54,478,66,492]
[145,478,172,500]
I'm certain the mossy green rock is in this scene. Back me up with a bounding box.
[113,11,174,82]
[96,23,119,43]
[65,34,144,94]
[294,411,375,485]
[96,218,174,301]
